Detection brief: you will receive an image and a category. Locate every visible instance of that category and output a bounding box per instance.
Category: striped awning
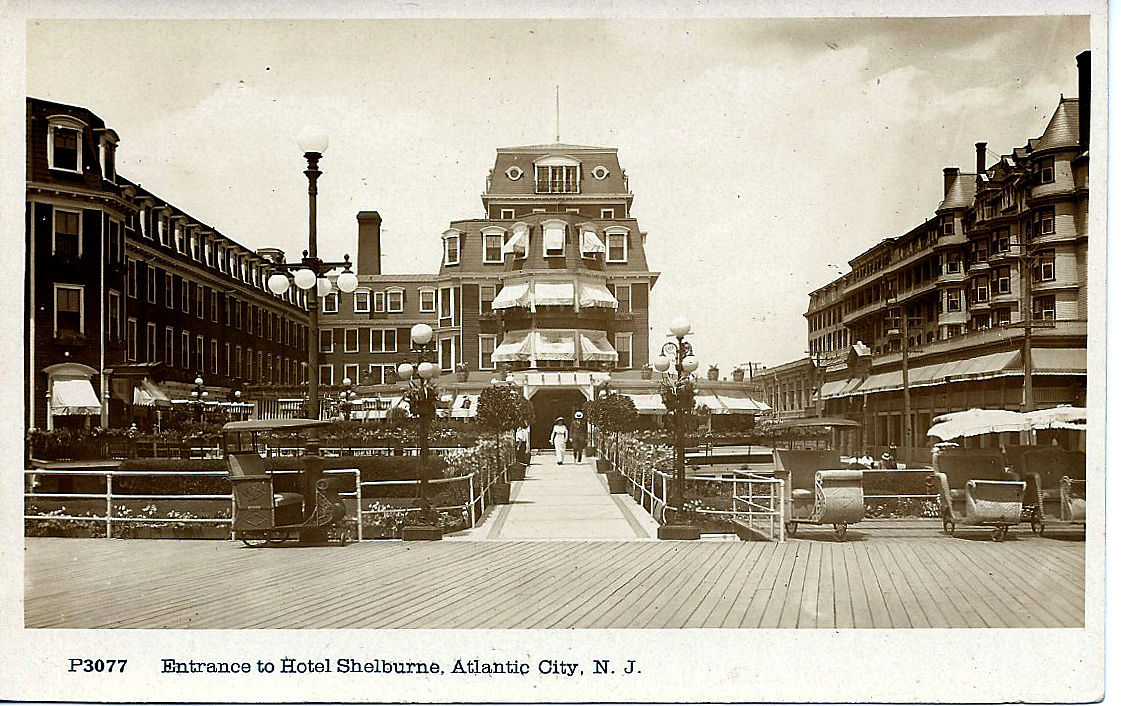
[534,331,576,361]
[492,282,532,310]
[578,282,618,309]
[579,331,618,362]
[132,379,172,408]
[534,281,575,307]
[580,229,606,255]
[625,393,666,415]
[492,331,534,362]
[51,379,102,416]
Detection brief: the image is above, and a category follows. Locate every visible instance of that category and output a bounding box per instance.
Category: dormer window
[482,227,505,264]
[503,222,529,259]
[443,230,461,266]
[534,156,580,194]
[386,287,404,313]
[47,117,84,173]
[605,227,628,263]
[174,222,185,253]
[542,220,566,257]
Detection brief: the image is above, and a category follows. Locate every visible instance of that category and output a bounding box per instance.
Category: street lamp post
[397,323,442,541]
[189,375,208,423]
[264,126,360,544]
[652,316,701,540]
[338,377,358,421]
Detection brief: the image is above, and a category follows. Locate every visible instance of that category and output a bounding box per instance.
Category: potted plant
[732,367,746,382]
[707,365,720,381]
[590,393,638,492]
[455,362,469,382]
[640,365,653,380]
[476,385,528,494]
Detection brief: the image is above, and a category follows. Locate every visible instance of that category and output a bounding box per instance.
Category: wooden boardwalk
[24,523,1084,629]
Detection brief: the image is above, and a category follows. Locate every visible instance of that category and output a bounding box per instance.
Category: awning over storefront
[491,282,531,310]
[534,281,575,307]
[820,378,863,400]
[714,393,771,413]
[694,394,727,413]
[534,331,576,361]
[580,229,606,255]
[856,350,1020,395]
[51,379,102,416]
[579,332,618,362]
[492,331,534,362]
[1030,348,1086,375]
[450,394,479,418]
[578,282,618,309]
[625,393,666,415]
[132,379,172,408]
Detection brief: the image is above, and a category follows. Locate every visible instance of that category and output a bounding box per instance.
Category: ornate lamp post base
[658,524,701,541]
[402,525,444,541]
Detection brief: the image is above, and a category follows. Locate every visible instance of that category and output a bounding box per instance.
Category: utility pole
[900,302,912,466]
[1021,247,1035,413]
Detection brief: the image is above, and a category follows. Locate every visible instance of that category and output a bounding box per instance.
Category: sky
[25,15,1089,373]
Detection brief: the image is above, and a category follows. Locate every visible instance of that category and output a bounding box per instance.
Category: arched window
[442,229,461,266]
[46,115,85,173]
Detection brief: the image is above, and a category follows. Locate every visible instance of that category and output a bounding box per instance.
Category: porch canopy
[51,379,102,416]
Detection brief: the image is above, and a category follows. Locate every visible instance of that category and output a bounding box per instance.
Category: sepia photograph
[0,1,1106,703]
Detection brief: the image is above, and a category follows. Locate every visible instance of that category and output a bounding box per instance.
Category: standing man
[571,411,588,463]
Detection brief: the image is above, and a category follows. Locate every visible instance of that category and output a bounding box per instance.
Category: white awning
[543,222,566,251]
[694,394,728,414]
[502,226,528,256]
[579,331,618,362]
[534,281,575,307]
[132,379,172,408]
[714,393,771,413]
[492,331,534,362]
[534,331,576,361]
[578,282,618,309]
[580,229,606,255]
[51,379,102,416]
[450,394,479,418]
[626,393,666,415]
[491,282,531,310]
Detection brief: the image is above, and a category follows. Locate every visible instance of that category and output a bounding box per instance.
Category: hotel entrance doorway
[529,389,588,449]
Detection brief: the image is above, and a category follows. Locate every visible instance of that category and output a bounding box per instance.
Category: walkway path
[453,451,661,540]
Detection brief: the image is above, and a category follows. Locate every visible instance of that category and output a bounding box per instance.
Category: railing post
[355,469,363,542]
[105,472,113,539]
[777,478,786,542]
[468,472,477,527]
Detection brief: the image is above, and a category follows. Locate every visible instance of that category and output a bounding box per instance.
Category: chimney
[943,167,959,197]
[1077,50,1090,152]
[356,211,382,275]
[975,142,987,175]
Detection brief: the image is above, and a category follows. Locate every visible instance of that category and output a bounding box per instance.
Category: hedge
[31,455,450,496]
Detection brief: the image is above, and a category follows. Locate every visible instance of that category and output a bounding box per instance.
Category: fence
[608,436,787,541]
[25,441,512,540]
